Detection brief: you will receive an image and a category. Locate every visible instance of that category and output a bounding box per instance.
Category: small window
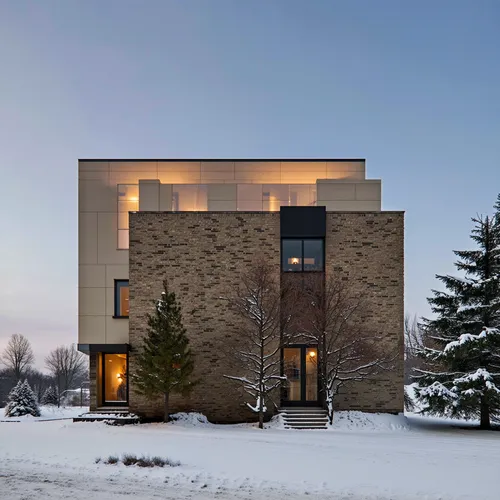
[282,239,324,272]
[304,239,324,271]
[282,240,303,272]
[114,280,129,317]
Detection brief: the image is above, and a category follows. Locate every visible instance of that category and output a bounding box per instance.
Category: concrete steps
[279,407,328,429]
[73,408,139,425]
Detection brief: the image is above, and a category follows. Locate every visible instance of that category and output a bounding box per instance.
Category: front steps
[279,407,329,429]
[74,408,139,425]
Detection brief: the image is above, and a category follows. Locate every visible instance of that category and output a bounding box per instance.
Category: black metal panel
[280,206,326,238]
[77,343,130,354]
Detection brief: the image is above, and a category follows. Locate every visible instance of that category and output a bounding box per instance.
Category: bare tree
[223,261,297,429]
[1,334,35,381]
[45,345,87,405]
[404,313,424,384]
[302,275,396,424]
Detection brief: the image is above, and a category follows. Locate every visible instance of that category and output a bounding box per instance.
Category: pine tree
[4,380,41,417]
[41,386,58,406]
[133,280,196,422]
[416,209,500,429]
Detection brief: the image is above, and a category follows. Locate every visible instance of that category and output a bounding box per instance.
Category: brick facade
[325,213,404,412]
[127,211,404,422]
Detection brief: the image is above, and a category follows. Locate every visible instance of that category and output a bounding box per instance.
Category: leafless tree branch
[1,334,35,381]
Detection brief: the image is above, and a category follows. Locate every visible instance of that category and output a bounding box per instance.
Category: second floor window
[114,280,129,317]
[282,239,324,272]
[117,185,139,250]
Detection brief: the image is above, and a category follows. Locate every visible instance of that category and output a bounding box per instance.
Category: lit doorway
[282,346,318,406]
[102,353,128,406]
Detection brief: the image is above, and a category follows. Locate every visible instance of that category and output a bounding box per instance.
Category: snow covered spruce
[415,195,500,429]
[4,379,41,417]
[41,386,58,406]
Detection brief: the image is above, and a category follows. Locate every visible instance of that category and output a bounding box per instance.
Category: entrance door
[282,346,318,405]
[102,353,128,406]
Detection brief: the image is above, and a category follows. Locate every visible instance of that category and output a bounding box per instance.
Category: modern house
[78,159,404,422]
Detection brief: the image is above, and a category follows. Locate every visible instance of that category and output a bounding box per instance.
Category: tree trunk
[163,392,170,423]
[480,397,490,430]
[327,388,334,426]
[258,327,265,430]
[321,333,328,410]
[258,385,264,429]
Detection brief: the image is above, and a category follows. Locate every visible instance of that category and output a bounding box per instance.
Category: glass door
[282,346,318,405]
[283,348,302,401]
[102,353,128,405]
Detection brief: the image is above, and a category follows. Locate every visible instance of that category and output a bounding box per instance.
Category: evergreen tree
[41,386,58,406]
[4,380,41,417]
[494,193,500,220]
[133,280,196,422]
[416,209,500,429]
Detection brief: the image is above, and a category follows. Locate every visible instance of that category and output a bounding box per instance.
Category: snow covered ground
[1,410,499,500]
[0,405,86,422]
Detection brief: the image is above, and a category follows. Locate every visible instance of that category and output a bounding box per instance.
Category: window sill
[112,315,129,319]
[281,270,325,273]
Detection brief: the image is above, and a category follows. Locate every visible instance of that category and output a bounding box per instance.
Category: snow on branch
[418,381,458,401]
[444,327,500,354]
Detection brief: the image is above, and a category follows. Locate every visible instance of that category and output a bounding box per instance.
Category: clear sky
[0,0,499,371]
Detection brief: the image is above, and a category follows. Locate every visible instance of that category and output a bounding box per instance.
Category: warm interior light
[291,257,300,265]
[129,196,139,202]
[116,374,122,380]
[309,351,316,358]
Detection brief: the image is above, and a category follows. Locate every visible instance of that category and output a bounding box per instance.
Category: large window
[103,353,128,404]
[282,239,324,272]
[172,185,208,211]
[117,185,139,249]
[114,280,129,317]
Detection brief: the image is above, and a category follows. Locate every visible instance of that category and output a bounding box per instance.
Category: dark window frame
[280,344,319,406]
[281,238,325,273]
[101,352,129,407]
[114,279,129,318]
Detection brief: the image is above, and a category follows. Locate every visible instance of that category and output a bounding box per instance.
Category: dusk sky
[0,0,499,371]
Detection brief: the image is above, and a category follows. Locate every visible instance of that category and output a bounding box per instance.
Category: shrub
[164,457,181,467]
[104,455,119,465]
[122,454,138,466]
[136,456,154,468]
[151,456,166,467]
[98,453,180,467]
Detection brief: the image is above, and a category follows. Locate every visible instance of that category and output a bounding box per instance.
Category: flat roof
[79,158,365,162]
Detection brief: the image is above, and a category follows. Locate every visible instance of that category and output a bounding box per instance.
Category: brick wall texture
[127,211,404,422]
[89,353,98,411]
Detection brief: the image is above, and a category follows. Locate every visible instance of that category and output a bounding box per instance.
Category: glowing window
[282,239,324,272]
[117,185,139,249]
[114,280,129,317]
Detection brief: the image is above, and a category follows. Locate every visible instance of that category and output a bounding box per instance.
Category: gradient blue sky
[0,0,499,370]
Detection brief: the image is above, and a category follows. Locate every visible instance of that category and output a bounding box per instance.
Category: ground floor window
[102,353,128,405]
